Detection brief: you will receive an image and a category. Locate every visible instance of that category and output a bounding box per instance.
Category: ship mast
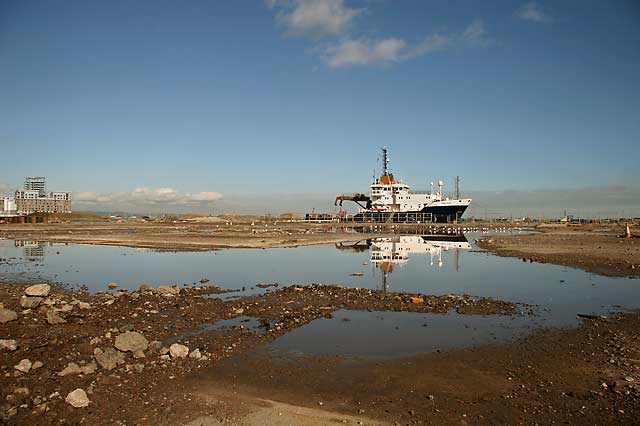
[381,146,389,176]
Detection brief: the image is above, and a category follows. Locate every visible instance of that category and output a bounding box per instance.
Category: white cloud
[516,2,551,24]
[265,2,491,69]
[462,18,490,47]
[74,187,223,207]
[320,20,485,69]
[321,38,406,68]
[268,0,362,38]
[412,33,452,57]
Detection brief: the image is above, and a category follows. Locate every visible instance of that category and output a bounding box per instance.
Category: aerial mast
[382,146,389,176]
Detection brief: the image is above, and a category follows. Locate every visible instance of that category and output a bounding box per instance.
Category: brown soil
[0,221,394,250]
[2,222,640,425]
[0,282,518,425]
[198,313,640,425]
[477,223,640,277]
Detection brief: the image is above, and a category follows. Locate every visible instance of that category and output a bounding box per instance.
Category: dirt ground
[0,282,518,425]
[0,219,391,250]
[0,217,493,250]
[2,221,640,425]
[477,223,640,277]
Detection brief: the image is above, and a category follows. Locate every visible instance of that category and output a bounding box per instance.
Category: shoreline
[0,280,637,425]
[476,223,640,278]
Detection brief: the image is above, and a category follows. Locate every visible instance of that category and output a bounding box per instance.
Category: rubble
[14,359,32,373]
[24,284,51,297]
[0,339,18,351]
[46,310,66,325]
[170,343,189,359]
[20,296,42,309]
[0,308,18,323]
[94,347,125,370]
[114,331,149,353]
[65,389,90,408]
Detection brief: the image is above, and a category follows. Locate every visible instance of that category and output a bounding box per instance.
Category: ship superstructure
[336,148,472,223]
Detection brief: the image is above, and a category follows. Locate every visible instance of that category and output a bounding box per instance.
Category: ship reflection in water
[336,234,472,291]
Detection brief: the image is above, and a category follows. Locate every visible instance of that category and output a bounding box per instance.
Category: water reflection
[337,235,472,291]
[13,240,69,260]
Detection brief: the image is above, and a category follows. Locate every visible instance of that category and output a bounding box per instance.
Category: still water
[1,234,638,357]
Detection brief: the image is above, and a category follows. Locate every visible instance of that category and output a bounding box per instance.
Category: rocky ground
[0,281,517,425]
[477,223,640,277]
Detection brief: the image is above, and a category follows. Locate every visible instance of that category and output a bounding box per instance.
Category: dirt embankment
[0,221,393,250]
[477,224,640,277]
[0,281,517,425]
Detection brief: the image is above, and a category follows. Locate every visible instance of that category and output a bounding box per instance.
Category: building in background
[24,177,47,196]
[1,196,17,216]
[14,177,72,214]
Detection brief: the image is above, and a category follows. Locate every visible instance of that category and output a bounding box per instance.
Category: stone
[234,308,244,315]
[46,311,66,325]
[132,350,146,359]
[157,285,181,296]
[78,301,91,310]
[148,340,162,353]
[94,347,125,371]
[31,361,43,370]
[12,387,29,405]
[108,282,118,289]
[58,304,73,312]
[410,297,424,304]
[0,308,18,323]
[114,331,148,353]
[189,349,202,359]
[20,296,43,309]
[14,359,32,373]
[58,363,83,376]
[25,284,50,297]
[81,362,97,374]
[65,389,90,408]
[0,339,18,351]
[169,343,189,359]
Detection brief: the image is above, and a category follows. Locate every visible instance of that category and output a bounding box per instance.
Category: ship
[335,147,472,223]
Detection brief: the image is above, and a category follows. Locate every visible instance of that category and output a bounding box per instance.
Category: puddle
[268,309,538,358]
[2,233,640,357]
[164,316,263,345]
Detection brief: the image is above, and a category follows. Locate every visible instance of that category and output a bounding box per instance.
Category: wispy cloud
[320,21,486,69]
[462,18,490,47]
[74,187,223,207]
[516,2,551,24]
[320,38,407,68]
[267,0,363,38]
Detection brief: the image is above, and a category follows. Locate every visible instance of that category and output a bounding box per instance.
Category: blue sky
[1,1,639,215]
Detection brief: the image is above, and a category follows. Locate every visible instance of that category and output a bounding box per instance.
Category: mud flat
[0,221,394,250]
[478,223,640,277]
[0,218,507,251]
[0,278,638,425]
[0,281,518,425]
